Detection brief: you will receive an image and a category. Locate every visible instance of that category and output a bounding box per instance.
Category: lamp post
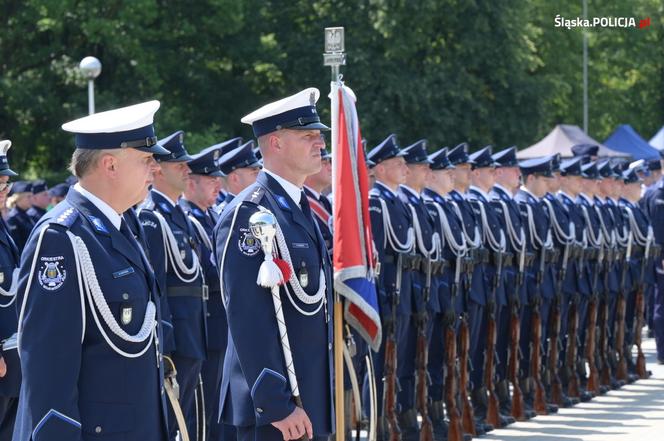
[79,56,102,115]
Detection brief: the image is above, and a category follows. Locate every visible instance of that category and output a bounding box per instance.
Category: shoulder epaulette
[369,188,381,198]
[50,206,79,229]
[242,186,265,205]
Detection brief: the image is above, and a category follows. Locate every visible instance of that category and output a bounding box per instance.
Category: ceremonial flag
[331,82,381,351]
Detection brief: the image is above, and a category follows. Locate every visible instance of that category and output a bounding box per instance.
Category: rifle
[383,254,402,441]
[634,238,653,379]
[598,250,612,388]
[415,257,434,441]
[444,255,464,441]
[509,243,526,421]
[615,234,632,382]
[585,246,603,395]
[530,245,548,415]
[459,256,477,436]
[564,246,581,399]
[484,251,502,428]
[547,242,568,406]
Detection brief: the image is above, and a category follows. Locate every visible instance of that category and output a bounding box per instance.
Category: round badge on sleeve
[38,256,67,291]
[238,228,261,257]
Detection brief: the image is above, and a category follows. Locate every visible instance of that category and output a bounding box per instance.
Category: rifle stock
[547,294,563,406]
[444,318,464,441]
[384,255,402,441]
[484,312,500,427]
[459,316,477,436]
[530,304,547,415]
[416,257,434,441]
[416,314,434,441]
[508,302,525,421]
[565,298,580,398]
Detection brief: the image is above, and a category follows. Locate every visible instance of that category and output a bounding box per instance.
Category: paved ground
[484,336,664,441]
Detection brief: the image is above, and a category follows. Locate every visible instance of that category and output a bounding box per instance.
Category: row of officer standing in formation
[0,85,661,441]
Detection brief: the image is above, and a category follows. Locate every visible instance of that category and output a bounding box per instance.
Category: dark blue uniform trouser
[0,396,17,441]
[236,424,329,441]
[202,350,237,441]
[653,273,664,359]
[169,355,204,440]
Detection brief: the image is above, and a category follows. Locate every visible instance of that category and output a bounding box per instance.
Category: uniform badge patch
[89,216,109,234]
[38,256,67,291]
[121,306,133,325]
[238,228,261,257]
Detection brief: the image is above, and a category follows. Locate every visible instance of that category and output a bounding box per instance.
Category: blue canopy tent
[604,124,661,160]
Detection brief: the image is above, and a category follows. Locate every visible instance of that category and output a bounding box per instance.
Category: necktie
[120,218,142,256]
[299,191,313,220]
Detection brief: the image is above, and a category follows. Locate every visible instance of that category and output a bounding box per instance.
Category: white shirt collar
[492,183,514,198]
[73,183,122,230]
[151,188,178,207]
[375,180,397,196]
[519,186,539,200]
[399,184,420,198]
[468,185,490,200]
[263,169,302,205]
[557,190,574,201]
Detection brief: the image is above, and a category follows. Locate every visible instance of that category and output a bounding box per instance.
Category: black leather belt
[167,285,209,300]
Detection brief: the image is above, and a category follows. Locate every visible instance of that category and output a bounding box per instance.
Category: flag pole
[324,26,347,441]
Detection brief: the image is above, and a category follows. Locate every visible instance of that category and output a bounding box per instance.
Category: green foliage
[0,0,661,183]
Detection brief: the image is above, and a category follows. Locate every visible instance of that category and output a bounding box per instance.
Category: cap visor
[159,153,194,162]
[289,122,330,132]
[0,169,19,177]
[136,144,170,155]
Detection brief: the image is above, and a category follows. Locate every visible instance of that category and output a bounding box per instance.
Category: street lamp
[79,56,102,115]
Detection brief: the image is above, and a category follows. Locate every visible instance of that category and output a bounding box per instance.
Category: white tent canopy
[650,126,664,150]
[517,124,625,159]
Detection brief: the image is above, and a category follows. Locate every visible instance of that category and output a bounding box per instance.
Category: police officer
[0,140,20,441]
[516,156,558,415]
[576,161,608,395]
[423,147,469,440]
[489,146,530,419]
[14,101,169,441]
[139,130,208,440]
[212,137,244,207]
[366,134,412,440]
[556,157,594,403]
[447,142,491,435]
[619,168,656,376]
[180,145,235,441]
[398,139,438,440]
[214,88,333,441]
[467,146,513,428]
[6,181,34,252]
[26,180,49,224]
[216,140,262,213]
[541,156,578,407]
[303,148,333,253]
[48,183,69,207]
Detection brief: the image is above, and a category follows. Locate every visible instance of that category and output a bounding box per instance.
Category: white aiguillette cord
[153,211,201,283]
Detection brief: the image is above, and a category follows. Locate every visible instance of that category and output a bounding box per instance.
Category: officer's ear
[99,152,119,177]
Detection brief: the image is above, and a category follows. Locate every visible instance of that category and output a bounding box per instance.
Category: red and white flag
[332,82,381,351]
